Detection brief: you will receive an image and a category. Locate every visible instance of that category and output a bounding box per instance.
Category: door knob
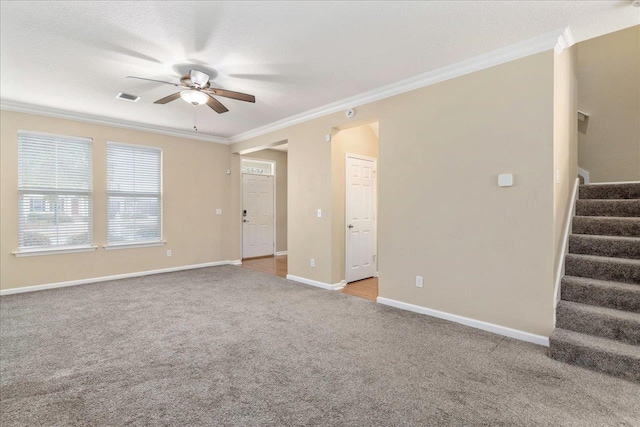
[243,219,249,223]
[348,224,354,229]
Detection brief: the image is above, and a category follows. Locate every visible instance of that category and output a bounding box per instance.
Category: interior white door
[346,155,377,283]
[242,174,274,258]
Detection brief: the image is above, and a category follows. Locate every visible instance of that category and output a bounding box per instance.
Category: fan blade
[190,69,210,88]
[127,76,181,87]
[204,88,255,103]
[154,92,182,104]
[206,94,228,114]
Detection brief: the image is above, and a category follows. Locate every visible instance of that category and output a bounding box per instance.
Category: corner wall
[553,46,579,288]
[0,110,234,291]
[231,51,558,336]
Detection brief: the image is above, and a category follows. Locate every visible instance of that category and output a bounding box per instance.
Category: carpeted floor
[1,266,639,426]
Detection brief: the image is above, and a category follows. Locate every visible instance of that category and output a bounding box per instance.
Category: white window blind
[107,143,162,245]
[18,131,93,250]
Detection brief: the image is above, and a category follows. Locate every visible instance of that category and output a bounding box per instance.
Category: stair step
[556,301,640,345]
[579,183,640,200]
[562,276,640,313]
[549,329,640,382]
[572,216,640,237]
[569,234,640,259]
[565,254,640,284]
[575,199,640,217]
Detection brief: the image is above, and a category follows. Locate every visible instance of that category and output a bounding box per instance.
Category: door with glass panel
[242,159,275,259]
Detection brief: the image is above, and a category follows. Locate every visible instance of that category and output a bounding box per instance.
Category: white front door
[346,155,377,283]
[242,174,274,258]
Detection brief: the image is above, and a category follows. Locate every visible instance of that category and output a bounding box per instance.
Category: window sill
[103,241,166,251]
[13,246,98,257]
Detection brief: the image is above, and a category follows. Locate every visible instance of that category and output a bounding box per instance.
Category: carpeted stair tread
[564,253,640,284]
[568,234,640,259]
[572,216,640,237]
[556,301,640,345]
[579,183,640,200]
[575,199,640,217]
[549,328,640,382]
[562,275,640,313]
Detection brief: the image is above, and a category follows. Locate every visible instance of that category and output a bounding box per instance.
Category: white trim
[13,245,98,257]
[103,241,166,251]
[554,178,580,319]
[275,251,288,256]
[229,27,574,143]
[17,129,92,143]
[286,274,344,291]
[0,100,229,145]
[578,167,590,185]
[0,260,240,296]
[228,259,243,266]
[554,27,575,54]
[583,180,640,185]
[377,297,549,347]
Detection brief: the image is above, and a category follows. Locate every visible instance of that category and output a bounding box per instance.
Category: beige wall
[1,110,234,290]
[241,149,288,253]
[232,51,560,336]
[331,124,379,283]
[577,25,640,183]
[553,47,579,283]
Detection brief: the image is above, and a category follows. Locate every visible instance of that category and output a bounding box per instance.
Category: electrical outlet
[167,250,172,257]
[216,208,222,215]
[416,275,423,288]
[310,258,315,267]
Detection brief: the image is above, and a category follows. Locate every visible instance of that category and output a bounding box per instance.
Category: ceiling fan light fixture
[180,90,209,105]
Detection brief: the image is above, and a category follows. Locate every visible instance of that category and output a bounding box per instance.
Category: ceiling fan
[127,69,255,114]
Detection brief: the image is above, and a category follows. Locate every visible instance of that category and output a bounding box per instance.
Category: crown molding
[0,100,231,145]
[228,26,574,143]
[2,27,574,146]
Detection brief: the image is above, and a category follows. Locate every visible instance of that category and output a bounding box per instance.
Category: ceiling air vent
[116,92,140,102]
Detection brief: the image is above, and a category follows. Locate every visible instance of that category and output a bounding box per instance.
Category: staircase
[550,182,640,381]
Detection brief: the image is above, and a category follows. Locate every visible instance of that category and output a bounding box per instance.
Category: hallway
[241,255,378,301]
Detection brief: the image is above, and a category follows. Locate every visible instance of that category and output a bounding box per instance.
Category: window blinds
[107,142,162,245]
[18,131,93,249]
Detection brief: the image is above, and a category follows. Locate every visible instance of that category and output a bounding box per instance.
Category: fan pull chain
[193,106,198,132]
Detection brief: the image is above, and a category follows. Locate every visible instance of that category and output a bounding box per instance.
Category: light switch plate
[317,209,322,218]
[216,208,222,215]
[498,174,513,187]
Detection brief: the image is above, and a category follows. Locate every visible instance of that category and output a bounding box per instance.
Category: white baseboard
[377,297,549,347]
[228,259,243,266]
[0,260,240,296]
[286,274,344,291]
[274,251,288,256]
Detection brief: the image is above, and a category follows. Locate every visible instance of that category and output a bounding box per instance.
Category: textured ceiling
[1,1,638,141]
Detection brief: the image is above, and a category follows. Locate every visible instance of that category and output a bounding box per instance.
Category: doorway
[331,121,379,301]
[345,154,377,283]
[242,160,275,259]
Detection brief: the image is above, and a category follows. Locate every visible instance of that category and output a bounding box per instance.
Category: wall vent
[116,92,140,102]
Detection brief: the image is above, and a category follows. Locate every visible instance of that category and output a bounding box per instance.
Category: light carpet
[1,265,639,426]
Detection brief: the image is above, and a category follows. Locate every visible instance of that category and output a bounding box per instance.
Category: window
[241,159,273,175]
[107,142,162,246]
[18,131,93,251]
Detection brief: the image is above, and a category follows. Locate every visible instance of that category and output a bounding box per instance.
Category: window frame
[104,141,164,250]
[13,130,97,257]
